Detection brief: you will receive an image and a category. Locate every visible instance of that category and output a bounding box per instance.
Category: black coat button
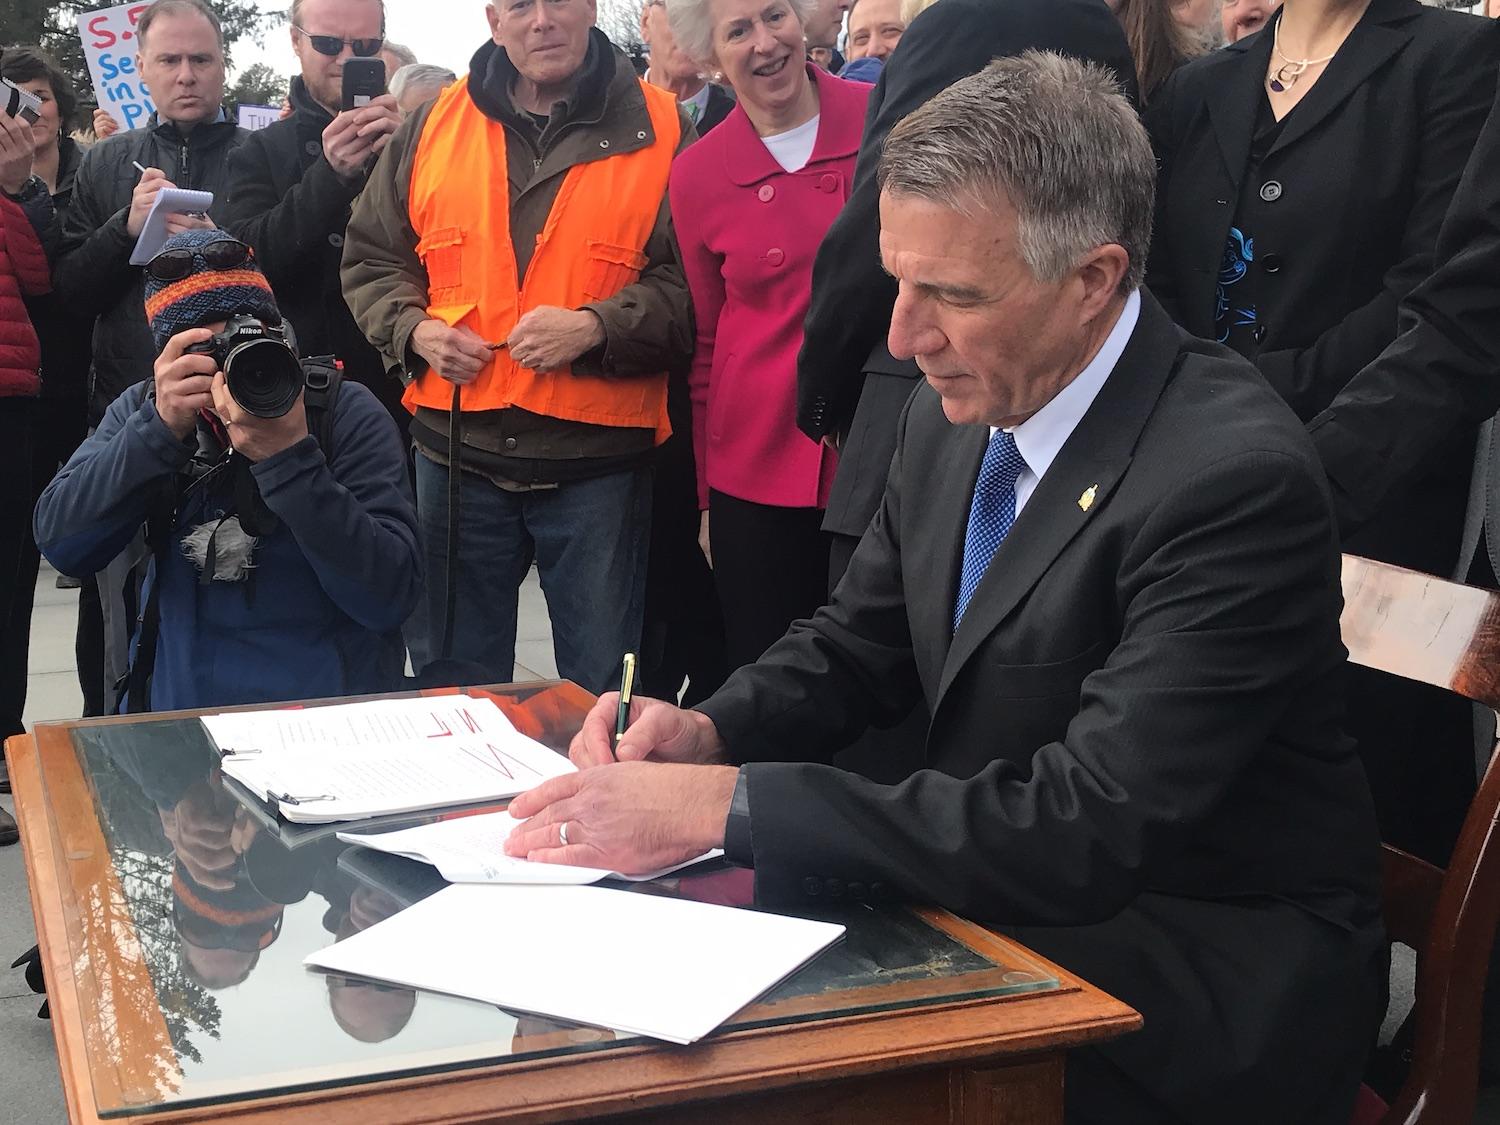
[1261,253,1282,274]
[327,232,344,249]
[803,877,821,896]
[848,881,867,900]
[1259,180,1283,202]
[305,140,322,157]
[825,878,844,899]
[504,437,518,451]
[1252,324,1268,344]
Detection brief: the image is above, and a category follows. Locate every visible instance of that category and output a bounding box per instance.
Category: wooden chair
[1340,554,1500,1124]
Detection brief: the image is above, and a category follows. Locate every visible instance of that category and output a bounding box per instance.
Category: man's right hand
[410,318,492,385]
[127,167,174,238]
[154,327,220,438]
[321,95,401,180]
[569,694,729,770]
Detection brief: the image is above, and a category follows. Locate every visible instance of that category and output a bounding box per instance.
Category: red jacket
[0,191,50,397]
[671,67,869,510]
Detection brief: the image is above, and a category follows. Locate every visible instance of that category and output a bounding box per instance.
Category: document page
[128,187,215,265]
[304,883,845,1044]
[202,697,574,822]
[338,810,723,884]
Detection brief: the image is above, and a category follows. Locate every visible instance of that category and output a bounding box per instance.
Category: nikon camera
[185,315,305,418]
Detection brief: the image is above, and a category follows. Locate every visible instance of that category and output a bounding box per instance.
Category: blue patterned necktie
[954,430,1028,630]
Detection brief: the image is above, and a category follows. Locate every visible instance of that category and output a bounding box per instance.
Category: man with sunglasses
[51,0,247,717]
[35,230,421,714]
[226,0,405,437]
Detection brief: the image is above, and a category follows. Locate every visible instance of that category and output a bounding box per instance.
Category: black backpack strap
[300,355,344,459]
[121,474,181,714]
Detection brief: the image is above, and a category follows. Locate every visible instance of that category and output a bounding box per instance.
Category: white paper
[304,883,844,1044]
[202,697,574,823]
[338,810,723,884]
[128,187,215,265]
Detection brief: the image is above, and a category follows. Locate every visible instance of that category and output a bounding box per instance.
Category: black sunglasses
[293,25,384,57]
[146,238,252,283]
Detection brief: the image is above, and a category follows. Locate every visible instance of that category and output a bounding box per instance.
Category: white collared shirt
[991,288,1141,516]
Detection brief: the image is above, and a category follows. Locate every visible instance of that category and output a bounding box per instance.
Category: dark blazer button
[848,881,867,900]
[803,877,821,896]
[1259,180,1283,202]
[766,247,785,267]
[1261,253,1282,274]
[825,877,844,899]
[1252,325,1268,344]
[305,140,323,157]
[328,232,345,249]
[504,437,518,451]
[757,184,775,202]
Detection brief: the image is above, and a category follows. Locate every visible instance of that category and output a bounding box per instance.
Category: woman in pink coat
[668,0,870,670]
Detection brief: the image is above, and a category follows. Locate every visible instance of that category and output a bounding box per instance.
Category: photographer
[34,231,421,712]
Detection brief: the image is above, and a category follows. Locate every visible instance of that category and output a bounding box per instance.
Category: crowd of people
[5,0,1500,1119]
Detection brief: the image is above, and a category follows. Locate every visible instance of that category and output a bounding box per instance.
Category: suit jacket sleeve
[709,422,1343,926]
[1309,65,1500,536]
[224,125,363,295]
[1257,22,1500,419]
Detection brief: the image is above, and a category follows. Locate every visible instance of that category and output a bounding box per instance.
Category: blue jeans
[413,451,651,695]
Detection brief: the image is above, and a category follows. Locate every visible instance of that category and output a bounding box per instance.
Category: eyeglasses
[146,238,252,282]
[292,25,385,58]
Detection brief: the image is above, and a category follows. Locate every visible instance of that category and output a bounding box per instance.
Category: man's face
[138,11,226,126]
[880,191,1108,429]
[292,0,386,113]
[846,0,904,60]
[641,0,701,84]
[801,0,850,48]
[486,0,599,92]
[1221,0,1279,42]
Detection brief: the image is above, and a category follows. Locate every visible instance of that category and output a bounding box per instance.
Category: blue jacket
[35,379,422,711]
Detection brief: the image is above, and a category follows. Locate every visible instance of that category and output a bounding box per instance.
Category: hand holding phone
[0,106,36,195]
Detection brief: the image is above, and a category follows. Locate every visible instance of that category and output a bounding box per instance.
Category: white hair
[390,62,456,102]
[667,0,819,66]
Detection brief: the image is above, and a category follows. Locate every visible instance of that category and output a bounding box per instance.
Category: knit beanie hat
[143,229,282,352]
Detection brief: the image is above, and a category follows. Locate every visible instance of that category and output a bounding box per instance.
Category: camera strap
[441,384,462,662]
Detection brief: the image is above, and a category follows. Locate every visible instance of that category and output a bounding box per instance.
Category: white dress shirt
[992,288,1142,516]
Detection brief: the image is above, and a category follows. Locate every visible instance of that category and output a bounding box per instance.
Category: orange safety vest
[403,75,679,442]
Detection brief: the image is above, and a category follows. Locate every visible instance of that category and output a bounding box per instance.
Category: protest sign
[237,104,280,132]
[77,2,156,132]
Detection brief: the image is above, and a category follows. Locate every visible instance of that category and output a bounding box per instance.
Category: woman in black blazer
[1147,0,1499,864]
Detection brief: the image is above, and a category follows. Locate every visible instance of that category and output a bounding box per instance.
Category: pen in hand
[613,652,636,761]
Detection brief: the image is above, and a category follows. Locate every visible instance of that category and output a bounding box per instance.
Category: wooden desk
[6,682,1139,1124]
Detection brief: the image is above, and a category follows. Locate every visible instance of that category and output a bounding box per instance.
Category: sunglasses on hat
[146,238,253,283]
[293,25,384,57]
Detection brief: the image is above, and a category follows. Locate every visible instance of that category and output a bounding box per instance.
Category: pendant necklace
[1268,18,1338,93]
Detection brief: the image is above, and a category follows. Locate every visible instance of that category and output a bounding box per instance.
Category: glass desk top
[31,683,1060,1118]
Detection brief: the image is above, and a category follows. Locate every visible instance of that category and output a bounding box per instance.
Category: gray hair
[667,0,819,67]
[137,0,224,51]
[381,40,417,67]
[879,51,1155,294]
[390,62,457,100]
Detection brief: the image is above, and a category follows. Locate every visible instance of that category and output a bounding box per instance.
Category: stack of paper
[338,810,723,884]
[304,883,845,1043]
[128,187,215,264]
[202,697,573,823]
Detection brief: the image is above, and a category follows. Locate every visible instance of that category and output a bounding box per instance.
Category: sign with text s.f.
[77,2,155,131]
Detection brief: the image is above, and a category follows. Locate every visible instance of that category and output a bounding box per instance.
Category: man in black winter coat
[224,0,404,429]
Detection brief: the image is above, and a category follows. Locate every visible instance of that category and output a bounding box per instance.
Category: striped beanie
[143,230,282,352]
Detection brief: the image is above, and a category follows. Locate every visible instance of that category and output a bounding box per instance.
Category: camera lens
[223,339,305,418]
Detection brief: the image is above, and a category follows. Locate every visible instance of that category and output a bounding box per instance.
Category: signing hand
[504,761,739,874]
[92,107,120,139]
[127,167,175,238]
[411,318,491,385]
[211,371,309,462]
[154,327,220,439]
[506,306,605,371]
[322,95,400,180]
[568,693,728,770]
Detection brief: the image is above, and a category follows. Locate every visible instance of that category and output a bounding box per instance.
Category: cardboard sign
[76,2,156,131]
[236,103,281,132]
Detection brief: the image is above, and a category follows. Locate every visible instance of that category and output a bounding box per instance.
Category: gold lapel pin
[1078,484,1098,512]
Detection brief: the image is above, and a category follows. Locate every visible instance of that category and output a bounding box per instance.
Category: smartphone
[341,58,387,112]
[1,79,42,125]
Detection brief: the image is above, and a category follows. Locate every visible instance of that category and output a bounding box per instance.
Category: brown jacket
[342,33,695,476]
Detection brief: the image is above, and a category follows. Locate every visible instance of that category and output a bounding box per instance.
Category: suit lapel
[1266,0,1416,159]
[930,296,1186,717]
[1205,31,1272,192]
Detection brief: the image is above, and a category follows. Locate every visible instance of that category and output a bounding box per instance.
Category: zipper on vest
[180,140,190,187]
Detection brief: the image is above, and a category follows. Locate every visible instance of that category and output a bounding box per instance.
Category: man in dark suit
[507,55,1385,1124]
[796,0,1138,588]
